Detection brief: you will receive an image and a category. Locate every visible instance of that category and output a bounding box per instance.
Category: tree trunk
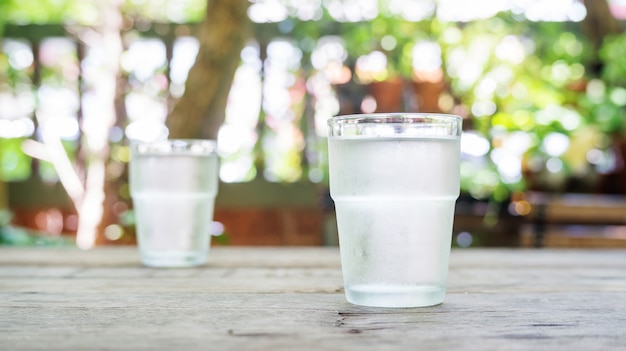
[0,180,6,210]
[582,0,624,51]
[166,0,251,139]
[581,0,626,195]
[75,0,124,249]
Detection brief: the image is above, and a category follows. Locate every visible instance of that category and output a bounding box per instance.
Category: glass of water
[129,139,219,268]
[327,113,462,307]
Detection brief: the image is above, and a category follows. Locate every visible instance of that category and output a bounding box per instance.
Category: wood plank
[526,192,626,224]
[1,247,625,350]
[519,225,626,248]
[0,247,342,268]
[3,246,625,268]
[2,291,624,350]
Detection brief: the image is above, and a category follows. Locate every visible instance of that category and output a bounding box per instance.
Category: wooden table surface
[1,247,625,350]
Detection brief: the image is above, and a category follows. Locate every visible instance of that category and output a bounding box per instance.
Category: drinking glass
[130,139,219,268]
[327,113,462,307]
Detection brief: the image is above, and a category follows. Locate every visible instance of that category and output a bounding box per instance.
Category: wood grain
[1,247,625,350]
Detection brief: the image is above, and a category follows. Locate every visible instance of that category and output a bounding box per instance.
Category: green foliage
[0,139,31,181]
[2,1,626,201]
[122,0,206,23]
[0,0,206,28]
[600,32,626,86]
[436,13,617,197]
[1,0,80,25]
[595,33,626,136]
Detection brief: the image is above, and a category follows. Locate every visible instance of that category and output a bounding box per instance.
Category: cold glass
[130,139,219,268]
[327,113,462,307]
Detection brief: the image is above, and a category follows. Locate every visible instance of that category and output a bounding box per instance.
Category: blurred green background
[2,0,626,248]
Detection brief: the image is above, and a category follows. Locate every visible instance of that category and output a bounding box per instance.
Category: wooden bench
[521,191,626,248]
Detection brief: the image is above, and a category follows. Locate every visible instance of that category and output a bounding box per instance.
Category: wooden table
[1,247,625,350]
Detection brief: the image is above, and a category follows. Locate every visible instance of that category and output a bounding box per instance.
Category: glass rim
[328,113,462,126]
[132,138,217,155]
[328,113,462,138]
